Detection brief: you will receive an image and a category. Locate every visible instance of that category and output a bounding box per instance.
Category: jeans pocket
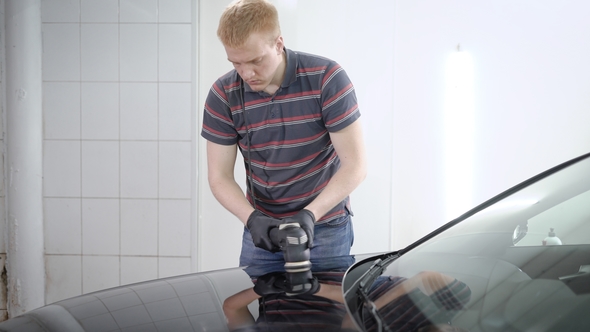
[311,214,354,258]
[323,214,350,228]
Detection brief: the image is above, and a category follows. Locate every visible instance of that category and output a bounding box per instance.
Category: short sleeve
[200,80,239,145]
[320,63,361,133]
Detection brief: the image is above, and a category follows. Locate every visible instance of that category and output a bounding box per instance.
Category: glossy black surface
[1,153,590,332]
[0,254,370,332]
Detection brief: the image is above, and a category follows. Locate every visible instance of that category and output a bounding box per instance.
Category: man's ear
[276,35,284,54]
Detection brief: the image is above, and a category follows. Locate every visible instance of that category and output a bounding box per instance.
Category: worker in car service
[201,0,367,266]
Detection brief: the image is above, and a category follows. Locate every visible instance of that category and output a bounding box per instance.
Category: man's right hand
[246,210,283,252]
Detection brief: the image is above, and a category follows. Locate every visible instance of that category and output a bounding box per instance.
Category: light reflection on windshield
[355,154,590,331]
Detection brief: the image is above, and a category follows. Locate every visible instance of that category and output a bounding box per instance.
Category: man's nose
[239,66,254,80]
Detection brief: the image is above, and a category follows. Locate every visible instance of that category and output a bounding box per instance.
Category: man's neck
[264,51,287,95]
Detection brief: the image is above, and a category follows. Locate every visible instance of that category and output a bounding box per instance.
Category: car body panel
[2,153,590,332]
[0,254,374,331]
[0,271,237,331]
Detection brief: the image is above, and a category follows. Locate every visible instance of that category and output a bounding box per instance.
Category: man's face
[225,32,284,93]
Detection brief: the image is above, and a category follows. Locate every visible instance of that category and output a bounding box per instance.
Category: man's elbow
[361,164,368,182]
[358,160,368,184]
[207,170,230,194]
[348,156,368,187]
[207,171,218,190]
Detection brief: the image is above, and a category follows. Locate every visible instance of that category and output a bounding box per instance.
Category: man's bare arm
[223,288,259,331]
[207,141,255,225]
[304,120,368,220]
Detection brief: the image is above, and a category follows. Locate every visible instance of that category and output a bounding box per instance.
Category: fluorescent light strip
[444,49,475,221]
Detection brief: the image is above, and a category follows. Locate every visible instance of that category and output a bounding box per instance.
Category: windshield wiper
[358,257,391,293]
[345,253,398,331]
[358,282,389,331]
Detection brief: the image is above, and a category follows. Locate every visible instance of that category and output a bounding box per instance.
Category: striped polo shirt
[201,48,360,222]
[253,271,348,331]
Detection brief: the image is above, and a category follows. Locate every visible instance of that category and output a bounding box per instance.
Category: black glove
[253,272,288,296]
[305,276,320,295]
[282,275,320,297]
[285,209,315,248]
[247,210,283,252]
[254,272,320,297]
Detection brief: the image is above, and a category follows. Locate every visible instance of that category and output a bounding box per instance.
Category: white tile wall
[159,142,192,199]
[120,0,158,23]
[44,198,82,254]
[41,0,81,23]
[45,255,82,303]
[81,141,119,197]
[81,24,119,81]
[83,256,120,294]
[81,0,118,23]
[120,199,158,256]
[41,0,197,304]
[120,25,158,82]
[159,200,191,257]
[121,256,158,285]
[120,83,158,140]
[159,0,192,23]
[159,25,192,82]
[81,83,119,139]
[120,142,158,198]
[42,24,80,81]
[159,83,192,141]
[82,199,120,255]
[43,82,81,140]
[158,257,191,278]
[43,141,81,197]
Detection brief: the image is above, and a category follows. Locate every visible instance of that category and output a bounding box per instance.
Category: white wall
[39,0,196,303]
[391,0,590,247]
[197,0,242,272]
[198,0,590,271]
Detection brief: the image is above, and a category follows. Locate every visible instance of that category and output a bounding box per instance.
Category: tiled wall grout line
[39,0,196,300]
[78,0,84,296]
[118,0,122,288]
[156,0,161,279]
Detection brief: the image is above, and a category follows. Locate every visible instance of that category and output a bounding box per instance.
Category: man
[201,0,367,266]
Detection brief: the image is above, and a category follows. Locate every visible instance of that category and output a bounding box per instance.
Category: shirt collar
[282,48,298,88]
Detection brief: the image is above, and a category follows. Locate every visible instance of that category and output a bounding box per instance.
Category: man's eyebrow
[228,56,262,64]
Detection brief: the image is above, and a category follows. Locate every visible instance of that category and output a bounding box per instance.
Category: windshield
[349,153,590,332]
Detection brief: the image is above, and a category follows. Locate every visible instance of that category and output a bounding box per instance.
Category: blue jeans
[239,213,354,267]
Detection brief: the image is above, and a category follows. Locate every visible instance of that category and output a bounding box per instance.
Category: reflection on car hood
[0,254,371,332]
[3,153,590,332]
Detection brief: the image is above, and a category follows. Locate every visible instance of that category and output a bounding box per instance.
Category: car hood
[0,254,373,332]
[2,153,590,332]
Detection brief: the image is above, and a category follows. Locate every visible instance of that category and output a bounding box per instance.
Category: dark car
[1,152,590,332]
